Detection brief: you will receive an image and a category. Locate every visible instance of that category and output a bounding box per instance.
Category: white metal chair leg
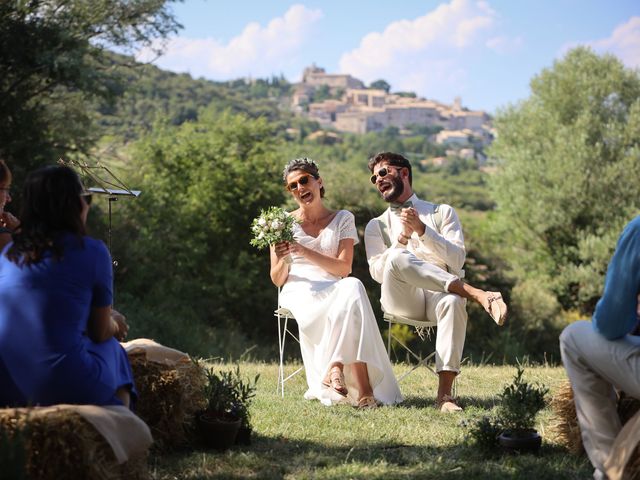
[275,307,304,397]
[387,320,438,382]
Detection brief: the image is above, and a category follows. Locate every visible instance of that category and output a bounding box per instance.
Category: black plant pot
[498,430,542,454]
[235,425,252,445]
[196,413,241,450]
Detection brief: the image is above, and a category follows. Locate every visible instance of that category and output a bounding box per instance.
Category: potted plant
[232,368,260,445]
[196,365,259,450]
[496,366,549,454]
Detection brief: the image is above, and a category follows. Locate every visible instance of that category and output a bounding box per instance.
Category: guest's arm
[87,306,117,342]
[592,216,640,340]
[87,308,129,342]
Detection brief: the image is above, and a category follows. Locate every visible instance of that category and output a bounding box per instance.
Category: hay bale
[129,352,206,451]
[0,408,148,480]
[550,381,584,455]
[551,381,640,479]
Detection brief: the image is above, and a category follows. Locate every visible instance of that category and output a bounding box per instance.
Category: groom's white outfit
[364,193,468,373]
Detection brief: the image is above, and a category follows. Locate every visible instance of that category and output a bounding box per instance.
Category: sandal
[322,366,348,397]
[437,394,463,413]
[356,395,378,409]
[485,292,507,326]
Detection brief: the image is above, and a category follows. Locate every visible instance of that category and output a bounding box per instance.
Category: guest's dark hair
[282,157,325,197]
[7,165,86,265]
[0,159,11,185]
[368,152,413,185]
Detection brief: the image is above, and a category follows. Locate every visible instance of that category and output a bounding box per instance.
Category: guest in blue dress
[0,159,19,250]
[0,165,136,408]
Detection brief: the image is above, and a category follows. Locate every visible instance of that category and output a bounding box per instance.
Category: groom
[364,151,487,412]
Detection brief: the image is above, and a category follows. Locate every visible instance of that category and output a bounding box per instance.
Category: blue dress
[0,233,137,407]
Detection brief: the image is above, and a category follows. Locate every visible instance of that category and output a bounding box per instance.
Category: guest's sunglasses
[370,166,400,184]
[287,174,312,191]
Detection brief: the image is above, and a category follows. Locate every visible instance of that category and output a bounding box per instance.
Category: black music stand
[58,159,141,271]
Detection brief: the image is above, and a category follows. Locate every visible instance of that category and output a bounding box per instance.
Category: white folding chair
[384,311,438,382]
[274,291,304,397]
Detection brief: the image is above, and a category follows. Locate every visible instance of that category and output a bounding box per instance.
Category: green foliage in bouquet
[250,206,298,250]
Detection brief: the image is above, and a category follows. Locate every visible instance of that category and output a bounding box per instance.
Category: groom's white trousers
[380,249,467,373]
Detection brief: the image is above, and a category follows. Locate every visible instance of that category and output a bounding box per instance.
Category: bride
[270,157,402,408]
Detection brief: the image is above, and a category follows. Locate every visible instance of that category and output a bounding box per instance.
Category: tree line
[2,1,639,363]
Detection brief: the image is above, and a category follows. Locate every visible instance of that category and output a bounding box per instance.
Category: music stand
[58,159,141,270]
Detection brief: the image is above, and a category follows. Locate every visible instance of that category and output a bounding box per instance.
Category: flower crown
[282,157,319,181]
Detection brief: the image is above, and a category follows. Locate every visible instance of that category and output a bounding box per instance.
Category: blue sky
[139,0,640,114]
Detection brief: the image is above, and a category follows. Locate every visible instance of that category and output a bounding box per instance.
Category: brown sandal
[322,366,348,397]
[356,395,378,409]
[485,292,508,326]
[436,394,463,413]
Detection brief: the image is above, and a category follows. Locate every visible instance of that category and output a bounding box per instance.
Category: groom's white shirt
[364,193,466,283]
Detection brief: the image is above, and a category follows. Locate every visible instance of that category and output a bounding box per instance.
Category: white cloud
[338,0,499,101]
[486,35,523,54]
[137,4,323,79]
[588,16,640,68]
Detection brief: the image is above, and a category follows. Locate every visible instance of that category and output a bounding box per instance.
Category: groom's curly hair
[282,157,325,197]
[368,152,413,185]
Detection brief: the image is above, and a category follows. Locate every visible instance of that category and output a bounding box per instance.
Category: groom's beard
[382,176,405,203]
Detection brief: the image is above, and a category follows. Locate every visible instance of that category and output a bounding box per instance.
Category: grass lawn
[148,362,591,480]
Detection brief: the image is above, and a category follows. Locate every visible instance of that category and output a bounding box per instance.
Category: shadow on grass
[151,431,592,480]
[399,394,500,410]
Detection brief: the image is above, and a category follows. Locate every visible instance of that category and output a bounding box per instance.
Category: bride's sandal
[322,366,348,397]
[356,395,378,409]
[485,292,508,326]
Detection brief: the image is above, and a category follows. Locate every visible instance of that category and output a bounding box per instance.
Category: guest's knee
[560,320,591,349]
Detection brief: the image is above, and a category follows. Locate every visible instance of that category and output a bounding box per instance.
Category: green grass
[149,363,591,479]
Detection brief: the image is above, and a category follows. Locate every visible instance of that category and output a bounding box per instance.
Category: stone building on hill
[292,65,493,147]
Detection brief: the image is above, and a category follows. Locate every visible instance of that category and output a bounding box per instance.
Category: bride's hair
[282,157,325,197]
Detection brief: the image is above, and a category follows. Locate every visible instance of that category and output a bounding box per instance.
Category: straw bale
[0,408,148,480]
[129,352,206,451]
[551,381,640,478]
[550,381,583,455]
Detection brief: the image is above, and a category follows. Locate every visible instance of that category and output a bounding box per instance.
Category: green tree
[116,110,286,356]
[0,0,180,184]
[369,79,391,93]
[489,47,640,312]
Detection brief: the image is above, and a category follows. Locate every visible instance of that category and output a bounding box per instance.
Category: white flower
[257,232,265,240]
[271,220,282,230]
[258,217,267,226]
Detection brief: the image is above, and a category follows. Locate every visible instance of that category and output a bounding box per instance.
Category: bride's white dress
[280,210,402,406]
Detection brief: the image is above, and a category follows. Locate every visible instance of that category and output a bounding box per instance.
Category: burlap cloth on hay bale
[0,406,149,480]
[551,380,640,479]
[123,338,206,451]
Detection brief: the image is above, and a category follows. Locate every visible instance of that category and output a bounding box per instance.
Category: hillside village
[291,65,494,164]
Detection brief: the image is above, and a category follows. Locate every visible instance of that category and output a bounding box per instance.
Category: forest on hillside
[2,1,639,364]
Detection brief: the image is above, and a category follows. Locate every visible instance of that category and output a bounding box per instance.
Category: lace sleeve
[338,210,360,245]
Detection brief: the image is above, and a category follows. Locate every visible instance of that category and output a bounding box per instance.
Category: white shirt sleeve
[415,204,466,273]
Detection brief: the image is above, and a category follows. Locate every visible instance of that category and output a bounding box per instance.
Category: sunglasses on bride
[287,174,312,191]
[370,166,401,184]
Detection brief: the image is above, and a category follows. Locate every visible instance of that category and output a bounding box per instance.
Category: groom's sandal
[356,395,378,409]
[486,292,508,326]
[437,395,463,413]
[322,366,348,397]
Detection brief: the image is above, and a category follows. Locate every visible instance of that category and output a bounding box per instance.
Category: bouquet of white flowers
[250,207,298,263]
